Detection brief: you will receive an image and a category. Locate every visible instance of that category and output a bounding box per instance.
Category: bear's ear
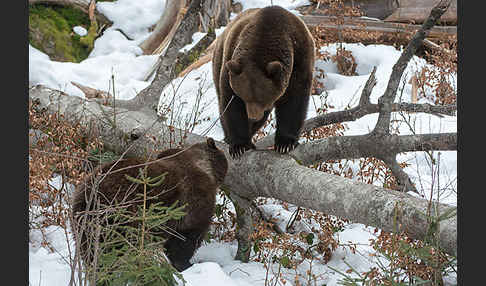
[226,60,242,75]
[266,61,283,79]
[207,137,217,149]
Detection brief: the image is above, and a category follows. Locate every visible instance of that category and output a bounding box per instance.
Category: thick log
[385,0,457,24]
[301,15,456,40]
[28,85,457,257]
[305,0,399,20]
[304,0,456,24]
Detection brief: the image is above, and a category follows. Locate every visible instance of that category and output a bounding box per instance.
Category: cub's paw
[229,142,256,159]
[274,136,299,154]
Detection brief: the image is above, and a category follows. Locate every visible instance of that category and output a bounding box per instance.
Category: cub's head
[226,60,289,121]
[156,138,228,185]
[187,138,228,185]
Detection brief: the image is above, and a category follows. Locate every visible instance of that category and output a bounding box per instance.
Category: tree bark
[139,0,188,55]
[307,0,399,20]
[385,0,457,24]
[301,15,456,40]
[138,0,231,55]
[305,0,457,24]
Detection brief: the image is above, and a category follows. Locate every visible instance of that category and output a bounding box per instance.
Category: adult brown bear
[212,6,315,159]
[71,138,228,272]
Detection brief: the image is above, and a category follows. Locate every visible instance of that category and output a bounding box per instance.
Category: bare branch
[373,0,452,135]
[291,133,456,166]
[257,66,455,148]
[301,103,455,135]
[382,155,418,194]
[71,82,111,99]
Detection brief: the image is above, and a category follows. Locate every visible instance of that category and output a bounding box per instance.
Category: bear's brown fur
[212,6,315,159]
[71,138,228,272]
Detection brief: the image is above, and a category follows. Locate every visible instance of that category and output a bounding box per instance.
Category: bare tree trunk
[139,0,231,55]
[139,0,188,55]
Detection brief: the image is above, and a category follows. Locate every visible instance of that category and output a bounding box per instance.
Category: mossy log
[28,0,112,25]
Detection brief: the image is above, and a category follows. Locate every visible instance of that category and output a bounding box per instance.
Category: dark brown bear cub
[71,138,228,272]
[212,6,315,159]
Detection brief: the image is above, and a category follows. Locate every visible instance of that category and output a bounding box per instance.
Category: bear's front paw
[274,136,299,154]
[229,142,256,159]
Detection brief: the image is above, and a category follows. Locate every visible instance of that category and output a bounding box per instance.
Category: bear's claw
[274,136,299,154]
[275,142,299,154]
[229,142,255,159]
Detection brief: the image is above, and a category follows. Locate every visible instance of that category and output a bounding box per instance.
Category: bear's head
[184,137,229,185]
[226,60,289,121]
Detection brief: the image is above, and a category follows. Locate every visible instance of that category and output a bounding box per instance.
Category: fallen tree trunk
[304,0,457,24]
[304,0,398,20]
[301,15,456,40]
[385,0,457,24]
[29,83,457,257]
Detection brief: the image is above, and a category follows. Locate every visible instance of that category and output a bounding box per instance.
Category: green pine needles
[86,167,188,286]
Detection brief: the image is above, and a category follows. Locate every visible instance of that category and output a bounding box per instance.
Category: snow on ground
[237,0,311,12]
[73,26,88,37]
[29,0,457,285]
[96,0,166,41]
[29,0,163,99]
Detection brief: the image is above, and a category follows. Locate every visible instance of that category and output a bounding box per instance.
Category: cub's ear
[225,60,242,75]
[265,61,283,79]
[207,137,217,149]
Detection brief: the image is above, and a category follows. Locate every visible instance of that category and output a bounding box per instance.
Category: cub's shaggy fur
[71,138,228,271]
[213,6,315,158]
